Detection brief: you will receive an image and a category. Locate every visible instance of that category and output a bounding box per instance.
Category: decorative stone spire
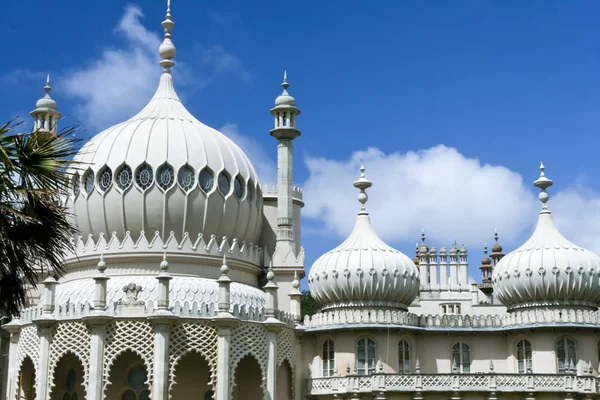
[353,165,372,214]
[288,271,302,323]
[217,254,232,314]
[40,267,59,316]
[158,0,176,73]
[93,254,110,311]
[156,252,172,312]
[263,261,279,317]
[490,229,504,266]
[534,162,553,212]
[31,74,61,133]
[270,72,301,248]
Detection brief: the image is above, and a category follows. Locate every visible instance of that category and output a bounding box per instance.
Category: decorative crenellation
[261,183,304,202]
[18,300,296,327]
[67,230,264,266]
[307,373,598,396]
[304,307,600,330]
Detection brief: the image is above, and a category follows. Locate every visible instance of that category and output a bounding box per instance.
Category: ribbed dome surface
[308,168,419,310]
[493,164,600,311]
[67,73,263,245]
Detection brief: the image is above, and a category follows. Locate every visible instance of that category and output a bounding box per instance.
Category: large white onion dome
[493,163,600,311]
[308,167,420,310]
[66,6,262,245]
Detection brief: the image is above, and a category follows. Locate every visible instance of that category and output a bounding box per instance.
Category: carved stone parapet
[82,312,114,327]
[263,316,285,333]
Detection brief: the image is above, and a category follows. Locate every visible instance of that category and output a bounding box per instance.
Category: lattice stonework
[102,320,154,395]
[14,325,40,400]
[48,322,91,397]
[168,322,218,395]
[229,323,268,397]
[276,328,296,368]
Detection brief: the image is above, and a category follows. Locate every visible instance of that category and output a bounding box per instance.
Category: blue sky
[3,0,600,287]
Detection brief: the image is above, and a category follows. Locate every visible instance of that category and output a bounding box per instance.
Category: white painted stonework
[4,3,600,400]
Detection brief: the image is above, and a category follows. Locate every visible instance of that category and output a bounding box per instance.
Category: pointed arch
[49,353,85,400]
[16,356,36,400]
[104,350,151,400]
[232,354,264,400]
[169,350,212,399]
[276,359,293,400]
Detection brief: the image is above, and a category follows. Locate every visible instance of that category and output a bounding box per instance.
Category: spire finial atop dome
[282,70,289,91]
[533,162,553,212]
[274,70,296,107]
[353,165,372,214]
[44,74,51,94]
[158,0,176,73]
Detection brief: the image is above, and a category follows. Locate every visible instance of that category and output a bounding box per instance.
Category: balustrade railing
[307,374,598,395]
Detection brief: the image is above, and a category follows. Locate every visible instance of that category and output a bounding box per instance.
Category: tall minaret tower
[30,74,61,133]
[270,72,301,249]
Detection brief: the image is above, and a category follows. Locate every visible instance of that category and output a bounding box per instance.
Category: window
[218,171,231,195]
[516,339,532,373]
[234,175,245,200]
[177,165,195,192]
[98,167,113,192]
[452,342,470,373]
[61,368,78,400]
[322,340,335,377]
[357,338,376,375]
[135,164,154,190]
[247,180,255,202]
[157,164,175,191]
[557,337,576,374]
[199,168,214,193]
[83,170,95,194]
[116,165,133,191]
[398,339,410,373]
[72,174,80,197]
[122,365,150,400]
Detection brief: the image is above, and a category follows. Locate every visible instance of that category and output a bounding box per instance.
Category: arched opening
[276,360,293,400]
[50,353,85,400]
[105,350,151,400]
[170,351,212,399]
[18,357,36,400]
[232,355,263,400]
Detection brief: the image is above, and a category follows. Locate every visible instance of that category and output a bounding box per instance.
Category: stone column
[288,272,302,323]
[263,264,284,400]
[149,255,178,400]
[83,255,113,400]
[34,273,58,400]
[4,322,21,400]
[213,255,239,400]
[439,246,449,291]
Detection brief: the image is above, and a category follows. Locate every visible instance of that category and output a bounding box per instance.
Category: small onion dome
[480,244,492,269]
[439,245,447,256]
[459,244,468,255]
[450,243,458,255]
[493,163,600,311]
[308,166,419,311]
[491,230,504,256]
[275,71,296,106]
[35,75,57,110]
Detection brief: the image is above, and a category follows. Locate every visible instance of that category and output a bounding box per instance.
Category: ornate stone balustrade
[307,373,598,396]
[304,308,600,331]
[262,183,304,202]
[16,301,296,326]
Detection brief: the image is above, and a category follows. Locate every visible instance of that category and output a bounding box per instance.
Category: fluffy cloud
[302,145,539,250]
[62,5,250,132]
[220,123,277,185]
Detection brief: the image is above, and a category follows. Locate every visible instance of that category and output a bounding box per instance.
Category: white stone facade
[4,3,600,400]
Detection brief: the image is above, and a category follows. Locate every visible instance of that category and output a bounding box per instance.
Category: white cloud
[302,145,539,250]
[551,179,600,254]
[220,123,277,185]
[61,5,250,132]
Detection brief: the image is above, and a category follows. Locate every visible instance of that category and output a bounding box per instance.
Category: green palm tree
[0,119,80,316]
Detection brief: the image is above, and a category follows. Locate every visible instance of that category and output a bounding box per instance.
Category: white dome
[493,164,600,311]
[55,275,265,309]
[307,168,419,310]
[67,71,263,245]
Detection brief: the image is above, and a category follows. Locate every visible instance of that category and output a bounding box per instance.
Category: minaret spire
[158,0,176,73]
[270,72,301,247]
[30,74,61,133]
[353,165,372,215]
[534,162,553,213]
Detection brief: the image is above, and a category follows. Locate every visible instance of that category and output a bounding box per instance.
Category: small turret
[478,243,494,295]
[30,75,61,133]
[490,229,505,266]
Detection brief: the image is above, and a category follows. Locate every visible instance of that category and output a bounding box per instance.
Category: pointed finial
[292,271,300,290]
[421,229,426,244]
[220,254,229,276]
[158,0,176,72]
[483,243,488,255]
[533,162,553,211]
[489,358,494,372]
[160,252,169,271]
[266,260,275,282]
[44,74,51,93]
[415,358,421,373]
[494,229,499,242]
[353,165,372,214]
[97,253,106,273]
